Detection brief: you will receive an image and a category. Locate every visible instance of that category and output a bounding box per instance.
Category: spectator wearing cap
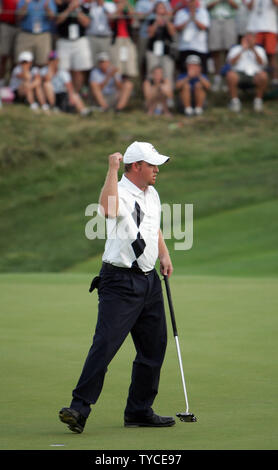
[0,0,19,86]
[89,51,133,112]
[174,0,210,74]
[15,0,56,67]
[225,32,268,112]
[55,0,93,92]
[145,1,176,86]
[108,0,138,79]
[86,0,113,66]
[205,0,240,92]
[143,65,173,116]
[41,50,92,115]
[176,53,210,115]
[9,50,50,111]
[246,0,278,84]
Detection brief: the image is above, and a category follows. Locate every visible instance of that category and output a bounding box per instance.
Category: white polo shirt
[227,44,268,76]
[174,7,210,53]
[102,174,161,272]
[246,0,278,34]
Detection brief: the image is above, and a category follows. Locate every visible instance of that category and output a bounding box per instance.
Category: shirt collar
[120,174,145,196]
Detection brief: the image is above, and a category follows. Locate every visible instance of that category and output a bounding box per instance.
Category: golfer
[59,141,174,433]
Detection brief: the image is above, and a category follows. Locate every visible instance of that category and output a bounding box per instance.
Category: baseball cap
[123,141,170,165]
[18,51,33,63]
[185,54,201,65]
[97,52,110,62]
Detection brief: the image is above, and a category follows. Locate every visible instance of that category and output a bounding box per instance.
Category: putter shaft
[163,275,195,419]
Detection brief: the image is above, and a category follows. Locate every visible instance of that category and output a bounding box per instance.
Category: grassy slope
[1,102,278,451]
[0,103,278,274]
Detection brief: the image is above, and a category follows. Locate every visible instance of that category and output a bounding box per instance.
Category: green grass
[1,100,278,451]
[1,273,277,450]
[0,103,278,274]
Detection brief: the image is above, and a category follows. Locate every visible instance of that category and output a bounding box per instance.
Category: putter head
[176,412,197,422]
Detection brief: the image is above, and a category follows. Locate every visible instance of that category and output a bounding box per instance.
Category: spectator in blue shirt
[15,0,56,66]
[89,51,133,112]
[176,54,210,115]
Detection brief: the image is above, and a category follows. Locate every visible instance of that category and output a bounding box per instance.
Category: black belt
[102,262,153,276]
[89,263,154,293]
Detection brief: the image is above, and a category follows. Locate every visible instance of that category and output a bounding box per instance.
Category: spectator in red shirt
[0,0,19,85]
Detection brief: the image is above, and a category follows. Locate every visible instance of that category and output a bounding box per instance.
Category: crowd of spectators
[0,0,278,115]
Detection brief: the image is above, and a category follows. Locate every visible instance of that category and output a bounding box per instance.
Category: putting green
[1,273,277,450]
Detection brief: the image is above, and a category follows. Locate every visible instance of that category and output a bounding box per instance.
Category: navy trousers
[70,264,167,419]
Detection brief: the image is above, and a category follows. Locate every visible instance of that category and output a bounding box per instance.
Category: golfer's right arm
[99,153,122,218]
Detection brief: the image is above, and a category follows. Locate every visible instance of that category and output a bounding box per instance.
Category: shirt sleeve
[255,46,268,66]
[60,70,71,84]
[197,8,210,28]
[90,68,103,84]
[227,45,241,62]
[103,1,117,14]
[174,9,187,26]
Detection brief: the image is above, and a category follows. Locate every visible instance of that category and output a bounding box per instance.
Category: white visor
[123,141,170,165]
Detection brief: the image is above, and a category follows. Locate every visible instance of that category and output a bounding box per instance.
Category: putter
[163,275,197,422]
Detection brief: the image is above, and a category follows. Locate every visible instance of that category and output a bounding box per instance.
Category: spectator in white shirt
[206,0,240,92]
[226,32,268,112]
[246,0,278,83]
[9,50,49,112]
[89,51,133,112]
[41,50,91,115]
[174,0,210,73]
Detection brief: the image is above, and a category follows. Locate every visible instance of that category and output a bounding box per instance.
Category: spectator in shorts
[108,0,138,78]
[176,53,210,115]
[55,0,93,92]
[246,0,278,84]
[89,51,133,111]
[0,0,19,86]
[145,1,176,86]
[206,0,240,92]
[143,65,173,115]
[41,50,92,115]
[174,0,210,74]
[134,0,157,79]
[9,50,50,111]
[235,0,250,42]
[15,0,56,67]
[86,0,113,65]
[225,32,268,112]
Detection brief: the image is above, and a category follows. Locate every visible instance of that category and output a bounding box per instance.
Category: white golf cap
[185,54,201,65]
[123,141,170,165]
[18,51,33,63]
[97,52,110,62]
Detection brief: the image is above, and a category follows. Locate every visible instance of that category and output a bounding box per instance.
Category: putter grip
[163,275,178,337]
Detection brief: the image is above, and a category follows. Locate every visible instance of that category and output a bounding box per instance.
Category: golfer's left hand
[159,254,173,278]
